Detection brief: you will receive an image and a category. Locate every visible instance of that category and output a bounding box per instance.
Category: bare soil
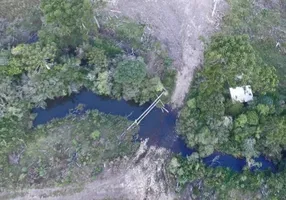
[3,141,176,200]
[108,0,228,107]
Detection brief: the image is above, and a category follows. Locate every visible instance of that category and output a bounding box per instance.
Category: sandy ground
[3,141,176,200]
[108,0,227,107]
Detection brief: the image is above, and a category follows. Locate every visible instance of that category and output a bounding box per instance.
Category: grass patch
[223,0,281,37]
[0,0,40,21]
[0,0,41,47]
[104,17,145,50]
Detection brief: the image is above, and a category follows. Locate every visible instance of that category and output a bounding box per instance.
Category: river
[33,90,276,172]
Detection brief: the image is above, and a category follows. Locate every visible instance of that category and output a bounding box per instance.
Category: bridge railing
[119,89,168,140]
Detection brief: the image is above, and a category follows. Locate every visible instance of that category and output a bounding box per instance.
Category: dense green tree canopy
[178,35,283,159]
[112,59,148,101]
[113,59,147,86]
[11,43,57,74]
[87,47,108,71]
[202,35,278,95]
[172,1,286,198]
[40,0,96,47]
[0,43,57,76]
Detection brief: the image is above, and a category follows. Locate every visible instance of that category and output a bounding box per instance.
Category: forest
[171,0,286,199]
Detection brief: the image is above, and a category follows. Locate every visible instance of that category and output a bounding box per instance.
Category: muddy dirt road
[108,0,227,107]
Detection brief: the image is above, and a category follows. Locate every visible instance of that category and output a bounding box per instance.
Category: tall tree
[177,35,279,158]
[202,35,278,95]
[113,59,147,100]
[40,0,96,47]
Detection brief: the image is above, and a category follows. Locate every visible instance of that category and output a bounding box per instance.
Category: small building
[229,85,253,103]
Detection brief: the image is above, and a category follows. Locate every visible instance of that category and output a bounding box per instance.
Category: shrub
[235,114,248,128]
[113,59,147,86]
[226,102,244,116]
[246,111,259,125]
[90,130,101,140]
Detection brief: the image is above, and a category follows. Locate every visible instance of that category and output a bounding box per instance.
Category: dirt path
[3,141,175,200]
[108,0,227,107]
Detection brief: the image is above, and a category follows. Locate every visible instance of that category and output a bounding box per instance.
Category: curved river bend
[33,90,276,172]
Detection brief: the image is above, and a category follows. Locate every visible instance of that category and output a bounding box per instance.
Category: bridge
[119,89,168,139]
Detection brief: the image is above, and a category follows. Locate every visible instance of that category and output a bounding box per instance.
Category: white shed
[229,85,253,103]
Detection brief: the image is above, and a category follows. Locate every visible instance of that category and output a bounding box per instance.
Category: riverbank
[32,90,276,172]
[0,108,138,191]
[107,0,228,107]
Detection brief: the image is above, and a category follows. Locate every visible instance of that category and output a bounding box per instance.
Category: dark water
[33,90,276,172]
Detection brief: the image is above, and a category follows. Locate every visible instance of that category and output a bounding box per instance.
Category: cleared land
[3,142,176,200]
[108,0,228,107]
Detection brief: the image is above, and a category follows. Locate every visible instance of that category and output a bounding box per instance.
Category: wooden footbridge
[119,89,169,139]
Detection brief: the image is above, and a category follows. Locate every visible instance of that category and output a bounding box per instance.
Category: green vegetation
[0,109,138,189]
[1,0,175,105]
[173,0,286,198]
[178,35,283,160]
[0,0,176,191]
[106,17,145,49]
[113,58,164,103]
[0,0,175,121]
[0,0,42,48]
[202,35,277,94]
[39,0,96,47]
[4,42,57,75]
[169,155,286,199]
[223,0,286,95]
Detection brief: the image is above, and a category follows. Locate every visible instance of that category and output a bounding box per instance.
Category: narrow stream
[33,90,276,172]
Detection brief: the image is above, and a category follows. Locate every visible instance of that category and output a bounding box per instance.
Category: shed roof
[229,85,253,103]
